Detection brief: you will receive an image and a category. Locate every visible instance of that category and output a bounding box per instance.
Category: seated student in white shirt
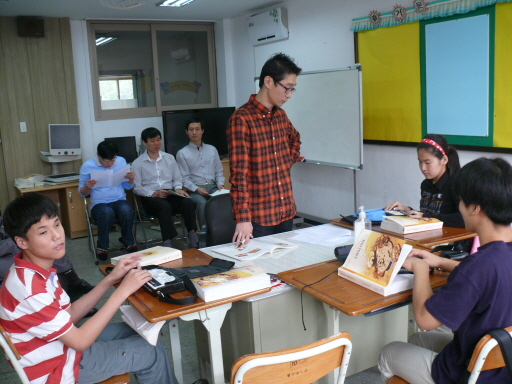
[176,118,225,230]
[132,127,199,249]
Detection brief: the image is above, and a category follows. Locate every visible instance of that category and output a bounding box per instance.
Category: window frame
[87,20,217,121]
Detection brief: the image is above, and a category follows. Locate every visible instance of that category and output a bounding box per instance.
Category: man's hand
[195,187,209,197]
[117,268,152,297]
[175,188,190,198]
[107,253,143,284]
[85,179,97,189]
[125,171,135,184]
[152,190,170,199]
[233,222,253,247]
[217,185,225,190]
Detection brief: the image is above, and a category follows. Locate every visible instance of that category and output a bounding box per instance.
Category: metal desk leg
[168,318,184,384]
[180,303,232,384]
[323,303,341,384]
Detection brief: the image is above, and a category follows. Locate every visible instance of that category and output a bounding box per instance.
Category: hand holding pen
[233,222,253,248]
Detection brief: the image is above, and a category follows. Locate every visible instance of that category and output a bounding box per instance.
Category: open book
[380,216,443,234]
[120,305,165,346]
[111,246,182,267]
[191,265,271,302]
[212,237,297,261]
[338,229,413,296]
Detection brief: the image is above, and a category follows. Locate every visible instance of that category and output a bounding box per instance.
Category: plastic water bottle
[353,206,372,241]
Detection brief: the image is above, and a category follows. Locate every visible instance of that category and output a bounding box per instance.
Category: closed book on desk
[338,229,413,296]
[191,265,271,302]
[380,216,443,234]
[111,246,182,267]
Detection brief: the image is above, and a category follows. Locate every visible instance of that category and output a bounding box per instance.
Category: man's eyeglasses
[101,156,117,163]
[277,81,296,94]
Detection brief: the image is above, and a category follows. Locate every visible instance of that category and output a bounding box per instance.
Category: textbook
[164,189,191,198]
[209,189,230,197]
[111,246,182,267]
[338,229,414,296]
[191,265,271,302]
[380,216,443,234]
[212,237,297,261]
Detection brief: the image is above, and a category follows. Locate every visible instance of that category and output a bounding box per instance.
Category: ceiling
[0,0,280,22]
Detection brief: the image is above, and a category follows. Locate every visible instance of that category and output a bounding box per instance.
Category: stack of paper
[120,305,165,346]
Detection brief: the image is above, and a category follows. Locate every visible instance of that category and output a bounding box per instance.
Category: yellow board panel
[358,22,422,143]
[493,2,512,148]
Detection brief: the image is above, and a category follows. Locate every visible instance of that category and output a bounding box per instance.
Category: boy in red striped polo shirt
[0,192,178,384]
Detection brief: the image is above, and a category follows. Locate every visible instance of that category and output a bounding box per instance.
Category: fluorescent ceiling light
[96,37,117,46]
[158,0,195,7]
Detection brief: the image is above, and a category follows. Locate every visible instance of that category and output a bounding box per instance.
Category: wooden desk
[16,182,88,239]
[100,248,270,384]
[329,218,476,248]
[278,259,449,317]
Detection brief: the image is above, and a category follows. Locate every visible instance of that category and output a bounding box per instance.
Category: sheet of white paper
[288,225,352,247]
[90,169,113,188]
[112,164,130,186]
[210,189,230,197]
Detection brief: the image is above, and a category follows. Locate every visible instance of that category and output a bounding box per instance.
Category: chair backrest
[0,323,30,384]
[204,193,236,246]
[466,325,512,384]
[229,332,352,384]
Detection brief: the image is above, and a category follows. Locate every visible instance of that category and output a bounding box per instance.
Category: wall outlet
[19,122,27,132]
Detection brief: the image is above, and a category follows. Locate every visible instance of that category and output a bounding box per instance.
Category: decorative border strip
[351,0,510,31]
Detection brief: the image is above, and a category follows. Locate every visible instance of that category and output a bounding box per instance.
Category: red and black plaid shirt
[227,95,301,225]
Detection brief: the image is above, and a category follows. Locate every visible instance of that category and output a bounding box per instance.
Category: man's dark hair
[185,117,204,131]
[97,140,118,160]
[141,127,162,143]
[3,193,59,240]
[452,157,512,225]
[258,52,302,89]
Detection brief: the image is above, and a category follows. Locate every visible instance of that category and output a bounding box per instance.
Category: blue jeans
[91,200,135,250]
[252,218,294,238]
[78,323,177,384]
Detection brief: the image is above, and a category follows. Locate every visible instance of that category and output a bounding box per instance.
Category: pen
[236,238,246,248]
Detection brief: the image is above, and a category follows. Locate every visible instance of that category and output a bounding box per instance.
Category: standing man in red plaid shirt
[227,53,302,246]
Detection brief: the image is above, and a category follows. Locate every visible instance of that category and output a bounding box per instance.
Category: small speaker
[17,17,45,38]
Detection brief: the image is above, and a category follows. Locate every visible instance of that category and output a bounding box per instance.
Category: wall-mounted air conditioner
[247,7,288,46]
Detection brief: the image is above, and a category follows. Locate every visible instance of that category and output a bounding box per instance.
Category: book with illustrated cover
[212,237,297,261]
[111,246,182,266]
[338,229,414,296]
[380,216,443,234]
[191,265,271,302]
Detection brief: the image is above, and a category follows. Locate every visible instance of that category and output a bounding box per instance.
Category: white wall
[71,0,512,221]
[219,0,512,221]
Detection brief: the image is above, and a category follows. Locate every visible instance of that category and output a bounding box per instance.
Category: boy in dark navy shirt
[379,157,512,384]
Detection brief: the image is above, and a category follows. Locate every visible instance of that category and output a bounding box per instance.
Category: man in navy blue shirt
[379,157,512,384]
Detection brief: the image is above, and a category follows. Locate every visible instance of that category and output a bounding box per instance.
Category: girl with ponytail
[385,134,464,227]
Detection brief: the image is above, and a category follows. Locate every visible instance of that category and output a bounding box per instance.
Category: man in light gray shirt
[176,118,225,230]
[132,127,198,248]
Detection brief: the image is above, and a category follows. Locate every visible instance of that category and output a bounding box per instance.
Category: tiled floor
[0,221,383,384]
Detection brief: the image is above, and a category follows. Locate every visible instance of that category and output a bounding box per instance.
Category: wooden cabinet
[16,182,88,239]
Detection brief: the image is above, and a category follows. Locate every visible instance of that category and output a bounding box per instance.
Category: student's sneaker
[126,243,138,253]
[96,248,108,261]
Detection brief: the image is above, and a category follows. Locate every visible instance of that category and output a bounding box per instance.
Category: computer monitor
[104,136,139,164]
[49,124,81,156]
[162,107,235,157]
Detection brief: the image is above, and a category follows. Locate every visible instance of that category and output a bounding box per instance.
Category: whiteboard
[268,66,363,169]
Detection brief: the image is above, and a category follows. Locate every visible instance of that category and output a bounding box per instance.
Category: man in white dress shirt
[132,127,198,248]
[176,118,225,230]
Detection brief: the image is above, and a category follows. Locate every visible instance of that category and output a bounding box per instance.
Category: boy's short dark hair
[3,193,59,240]
[97,140,118,160]
[258,52,302,89]
[452,157,512,225]
[141,127,162,143]
[185,117,204,131]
